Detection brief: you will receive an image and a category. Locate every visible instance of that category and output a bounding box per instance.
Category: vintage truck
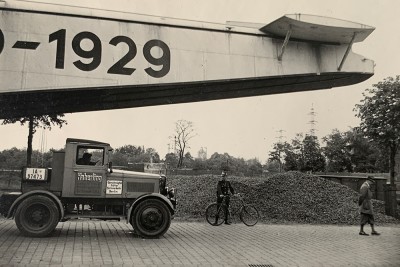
[3,138,176,238]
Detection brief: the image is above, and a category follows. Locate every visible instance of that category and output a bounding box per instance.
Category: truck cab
[7,138,176,238]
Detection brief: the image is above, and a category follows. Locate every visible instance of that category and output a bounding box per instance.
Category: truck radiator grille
[127,182,154,193]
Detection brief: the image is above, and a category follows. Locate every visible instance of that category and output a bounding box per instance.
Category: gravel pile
[168,171,400,225]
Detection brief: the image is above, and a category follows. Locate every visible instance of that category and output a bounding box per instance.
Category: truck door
[62,145,107,198]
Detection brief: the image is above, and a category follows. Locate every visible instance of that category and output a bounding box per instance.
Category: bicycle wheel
[205,203,226,226]
[239,205,259,226]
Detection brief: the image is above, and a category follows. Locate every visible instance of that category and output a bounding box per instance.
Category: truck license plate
[24,168,47,181]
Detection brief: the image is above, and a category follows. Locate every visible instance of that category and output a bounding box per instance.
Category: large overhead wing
[0,2,375,119]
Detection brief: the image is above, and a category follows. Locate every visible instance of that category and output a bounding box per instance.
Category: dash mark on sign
[12,41,40,50]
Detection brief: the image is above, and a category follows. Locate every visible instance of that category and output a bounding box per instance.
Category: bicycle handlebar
[219,193,241,198]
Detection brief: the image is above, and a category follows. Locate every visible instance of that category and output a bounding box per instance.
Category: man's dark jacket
[217,180,235,197]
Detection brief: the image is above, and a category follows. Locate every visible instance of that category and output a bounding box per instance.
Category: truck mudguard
[7,190,64,220]
[126,193,175,224]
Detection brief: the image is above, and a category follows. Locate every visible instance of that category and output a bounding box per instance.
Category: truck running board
[63,215,124,221]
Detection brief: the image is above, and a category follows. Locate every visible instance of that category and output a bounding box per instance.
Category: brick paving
[0,218,399,266]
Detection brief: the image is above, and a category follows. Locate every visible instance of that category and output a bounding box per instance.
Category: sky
[1,0,400,163]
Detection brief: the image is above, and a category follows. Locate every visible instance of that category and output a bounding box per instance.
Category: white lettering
[77,172,102,182]
[106,180,122,194]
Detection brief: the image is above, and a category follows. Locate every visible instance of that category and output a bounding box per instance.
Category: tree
[346,128,388,173]
[0,147,27,169]
[208,152,232,171]
[302,135,325,172]
[269,133,325,172]
[112,145,160,165]
[192,158,208,170]
[265,160,281,172]
[164,153,179,170]
[115,145,144,156]
[32,149,56,168]
[268,141,297,171]
[355,76,400,185]
[291,133,305,171]
[245,158,263,176]
[283,145,299,171]
[171,120,196,168]
[1,115,67,166]
[145,148,160,163]
[323,129,353,172]
[182,152,194,168]
[322,128,389,173]
[268,142,285,172]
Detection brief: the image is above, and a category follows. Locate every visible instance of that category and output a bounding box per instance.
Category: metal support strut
[278,26,292,61]
[338,32,357,71]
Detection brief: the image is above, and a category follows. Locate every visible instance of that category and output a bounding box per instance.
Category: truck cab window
[76,147,104,166]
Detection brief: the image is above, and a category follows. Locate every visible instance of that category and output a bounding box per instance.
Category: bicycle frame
[219,194,245,219]
[206,193,259,226]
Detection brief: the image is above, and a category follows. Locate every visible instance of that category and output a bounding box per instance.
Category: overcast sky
[1,0,399,162]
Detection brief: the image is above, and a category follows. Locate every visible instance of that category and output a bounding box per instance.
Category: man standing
[216,171,235,225]
[359,176,380,236]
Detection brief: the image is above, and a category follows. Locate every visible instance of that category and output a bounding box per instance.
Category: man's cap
[83,152,92,158]
[367,176,375,183]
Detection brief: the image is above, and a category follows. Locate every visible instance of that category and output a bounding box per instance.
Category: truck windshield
[76,147,104,166]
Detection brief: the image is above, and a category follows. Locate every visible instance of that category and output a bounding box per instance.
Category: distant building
[126,163,166,175]
[197,147,207,160]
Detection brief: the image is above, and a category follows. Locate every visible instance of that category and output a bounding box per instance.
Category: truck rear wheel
[15,195,59,237]
[132,199,171,238]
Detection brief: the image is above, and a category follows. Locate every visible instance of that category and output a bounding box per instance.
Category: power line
[38,128,47,167]
[308,104,318,136]
[276,129,286,144]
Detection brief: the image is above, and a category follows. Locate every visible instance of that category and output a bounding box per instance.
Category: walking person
[359,176,380,236]
[216,171,235,225]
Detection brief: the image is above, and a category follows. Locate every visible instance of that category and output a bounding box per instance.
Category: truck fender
[127,193,174,224]
[7,190,64,220]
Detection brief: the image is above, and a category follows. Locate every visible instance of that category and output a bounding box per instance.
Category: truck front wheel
[15,195,59,237]
[132,199,171,238]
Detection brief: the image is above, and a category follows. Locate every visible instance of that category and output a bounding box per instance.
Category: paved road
[0,218,399,266]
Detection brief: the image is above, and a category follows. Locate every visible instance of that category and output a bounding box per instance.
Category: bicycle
[205,193,259,226]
